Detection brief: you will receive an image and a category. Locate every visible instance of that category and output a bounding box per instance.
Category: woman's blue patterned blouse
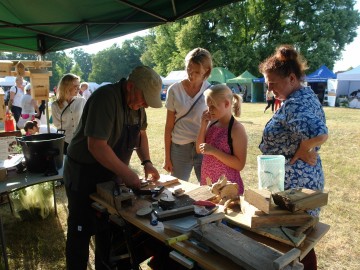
[259,86,328,196]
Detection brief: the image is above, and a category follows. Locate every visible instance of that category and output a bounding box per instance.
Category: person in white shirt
[80,82,92,101]
[163,48,213,181]
[51,74,86,154]
[9,76,25,129]
[17,84,40,129]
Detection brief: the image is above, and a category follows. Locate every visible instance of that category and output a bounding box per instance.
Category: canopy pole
[37,54,50,133]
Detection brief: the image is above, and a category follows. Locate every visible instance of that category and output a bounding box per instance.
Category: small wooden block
[96,181,134,209]
[146,174,179,188]
[244,189,272,214]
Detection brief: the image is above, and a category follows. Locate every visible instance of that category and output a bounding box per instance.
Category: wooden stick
[273,248,301,270]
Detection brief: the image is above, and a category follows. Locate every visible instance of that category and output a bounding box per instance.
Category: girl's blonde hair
[204,84,242,117]
[56,73,80,109]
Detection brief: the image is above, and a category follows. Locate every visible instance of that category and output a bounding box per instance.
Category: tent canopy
[227,70,257,84]
[208,67,236,84]
[162,70,187,85]
[337,65,360,81]
[0,0,240,55]
[305,65,336,82]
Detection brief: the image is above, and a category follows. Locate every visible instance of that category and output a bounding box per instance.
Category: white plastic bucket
[257,155,285,192]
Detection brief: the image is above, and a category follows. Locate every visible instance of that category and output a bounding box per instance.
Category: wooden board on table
[234,211,311,229]
[191,223,303,270]
[225,201,307,247]
[146,174,179,188]
[244,189,272,214]
[272,189,328,212]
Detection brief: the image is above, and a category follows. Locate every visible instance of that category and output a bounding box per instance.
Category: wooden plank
[225,210,306,247]
[9,60,52,68]
[290,193,328,212]
[244,189,272,214]
[250,213,312,228]
[192,223,303,270]
[272,189,328,212]
[241,197,290,216]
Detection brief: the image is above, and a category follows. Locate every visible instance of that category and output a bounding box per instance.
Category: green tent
[227,71,265,102]
[227,70,257,84]
[0,0,240,54]
[207,67,236,84]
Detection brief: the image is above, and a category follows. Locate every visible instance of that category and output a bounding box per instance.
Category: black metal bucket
[16,133,65,174]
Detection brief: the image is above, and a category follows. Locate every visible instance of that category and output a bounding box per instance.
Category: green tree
[70,49,92,81]
[89,39,145,83]
[70,63,84,79]
[44,51,73,90]
[143,0,360,76]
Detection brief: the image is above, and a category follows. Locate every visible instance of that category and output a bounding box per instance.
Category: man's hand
[120,169,141,190]
[144,163,160,181]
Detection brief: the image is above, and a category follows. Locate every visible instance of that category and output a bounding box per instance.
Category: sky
[72,1,360,74]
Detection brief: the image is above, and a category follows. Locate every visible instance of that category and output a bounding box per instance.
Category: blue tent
[253,77,264,83]
[306,65,336,82]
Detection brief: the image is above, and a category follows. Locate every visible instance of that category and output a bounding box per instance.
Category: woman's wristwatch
[141,159,152,166]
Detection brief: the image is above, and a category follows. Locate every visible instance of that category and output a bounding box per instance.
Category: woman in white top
[17,84,39,129]
[163,48,213,181]
[51,73,86,154]
[21,84,39,116]
[9,76,25,129]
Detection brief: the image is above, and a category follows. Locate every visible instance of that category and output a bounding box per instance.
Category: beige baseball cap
[128,66,162,108]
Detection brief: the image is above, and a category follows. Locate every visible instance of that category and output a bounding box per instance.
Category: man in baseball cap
[64,66,162,269]
[128,65,162,108]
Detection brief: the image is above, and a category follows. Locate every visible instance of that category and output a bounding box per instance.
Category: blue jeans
[170,142,202,182]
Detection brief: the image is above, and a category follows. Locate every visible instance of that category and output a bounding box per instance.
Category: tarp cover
[305,65,336,82]
[0,0,240,54]
[208,67,236,84]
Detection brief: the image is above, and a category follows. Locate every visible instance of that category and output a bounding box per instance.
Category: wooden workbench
[90,180,329,270]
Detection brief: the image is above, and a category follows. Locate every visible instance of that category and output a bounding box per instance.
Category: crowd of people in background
[1,44,328,270]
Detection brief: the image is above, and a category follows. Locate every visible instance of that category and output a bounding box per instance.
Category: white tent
[335,65,360,97]
[0,76,27,87]
[87,82,99,92]
[337,65,360,81]
[162,71,187,86]
[335,65,360,108]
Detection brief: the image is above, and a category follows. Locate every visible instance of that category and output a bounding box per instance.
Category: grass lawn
[1,102,359,269]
